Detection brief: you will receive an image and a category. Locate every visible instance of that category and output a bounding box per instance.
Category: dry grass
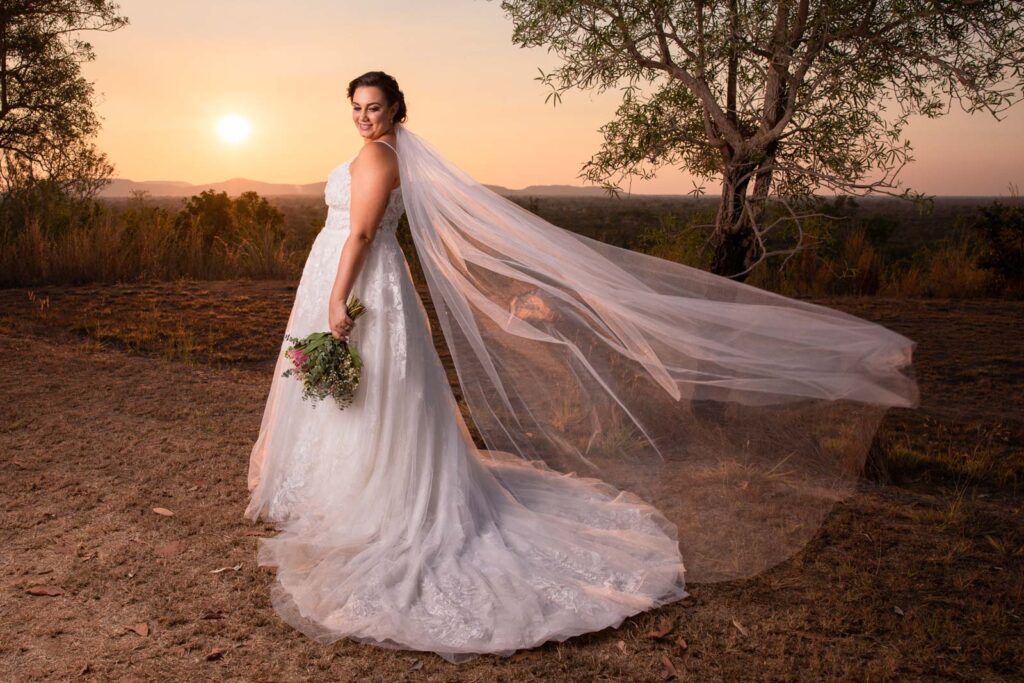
[0,282,1021,681]
[2,197,1018,301]
[641,213,1013,299]
[879,235,998,299]
[0,214,300,287]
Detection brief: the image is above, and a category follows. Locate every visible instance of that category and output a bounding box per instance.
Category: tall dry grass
[745,227,883,297]
[880,234,998,298]
[0,206,300,287]
[642,219,1005,298]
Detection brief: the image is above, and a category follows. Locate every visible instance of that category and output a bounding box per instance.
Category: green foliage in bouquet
[281,295,367,409]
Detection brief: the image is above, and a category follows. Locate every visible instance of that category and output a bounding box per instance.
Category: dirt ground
[0,280,1021,682]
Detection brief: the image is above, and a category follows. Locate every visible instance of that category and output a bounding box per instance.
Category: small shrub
[963,197,1024,296]
[880,235,996,298]
[635,210,715,270]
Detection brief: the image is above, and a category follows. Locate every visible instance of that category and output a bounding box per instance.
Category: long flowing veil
[393,122,919,583]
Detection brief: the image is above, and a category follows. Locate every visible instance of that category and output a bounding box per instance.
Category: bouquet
[281,295,367,409]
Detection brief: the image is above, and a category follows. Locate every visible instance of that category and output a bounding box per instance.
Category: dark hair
[346,71,408,125]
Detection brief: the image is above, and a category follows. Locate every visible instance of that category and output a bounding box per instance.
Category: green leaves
[296,332,332,354]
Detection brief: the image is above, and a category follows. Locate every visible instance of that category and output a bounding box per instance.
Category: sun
[217,114,251,144]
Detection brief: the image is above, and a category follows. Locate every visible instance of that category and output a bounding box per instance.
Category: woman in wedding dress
[245,71,919,663]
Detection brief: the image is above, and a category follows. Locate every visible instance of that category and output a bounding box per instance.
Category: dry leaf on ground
[125,623,149,637]
[661,654,678,680]
[205,645,230,661]
[155,541,184,557]
[644,618,676,639]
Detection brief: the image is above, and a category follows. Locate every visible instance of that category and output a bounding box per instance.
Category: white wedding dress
[244,139,688,663]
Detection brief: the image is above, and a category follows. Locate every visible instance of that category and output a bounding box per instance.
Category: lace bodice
[323,157,404,236]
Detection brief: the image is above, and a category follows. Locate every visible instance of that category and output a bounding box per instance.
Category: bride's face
[351,86,397,140]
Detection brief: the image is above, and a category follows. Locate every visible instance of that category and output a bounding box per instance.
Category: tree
[175,189,234,249]
[498,0,1024,280]
[232,190,286,243]
[0,0,128,238]
[174,189,285,248]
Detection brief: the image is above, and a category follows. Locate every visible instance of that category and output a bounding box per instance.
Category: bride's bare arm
[329,143,398,340]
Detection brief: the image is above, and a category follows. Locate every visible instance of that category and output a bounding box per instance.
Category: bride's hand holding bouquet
[329,293,358,342]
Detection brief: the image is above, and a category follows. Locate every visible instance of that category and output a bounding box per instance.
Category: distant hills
[495,183,615,197]
[98,177,629,199]
[98,177,1011,201]
[99,178,325,199]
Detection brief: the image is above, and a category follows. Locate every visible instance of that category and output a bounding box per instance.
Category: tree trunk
[710,160,759,281]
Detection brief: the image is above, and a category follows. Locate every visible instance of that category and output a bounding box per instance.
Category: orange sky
[79,0,1023,196]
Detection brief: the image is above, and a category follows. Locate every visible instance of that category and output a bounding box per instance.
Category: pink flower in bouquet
[288,348,308,369]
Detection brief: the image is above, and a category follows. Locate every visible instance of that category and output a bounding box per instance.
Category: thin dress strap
[373,138,398,157]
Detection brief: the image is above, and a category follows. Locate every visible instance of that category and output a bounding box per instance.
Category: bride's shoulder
[354,140,396,164]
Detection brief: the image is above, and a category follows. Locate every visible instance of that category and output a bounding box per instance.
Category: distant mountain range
[98,178,1009,202]
[99,178,325,199]
[98,177,625,199]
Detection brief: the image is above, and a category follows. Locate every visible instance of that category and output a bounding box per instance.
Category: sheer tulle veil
[393,122,919,583]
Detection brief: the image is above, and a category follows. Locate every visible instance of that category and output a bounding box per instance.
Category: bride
[244,71,919,663]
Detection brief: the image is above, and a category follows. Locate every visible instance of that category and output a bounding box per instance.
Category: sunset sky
[80,0,1024,196]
